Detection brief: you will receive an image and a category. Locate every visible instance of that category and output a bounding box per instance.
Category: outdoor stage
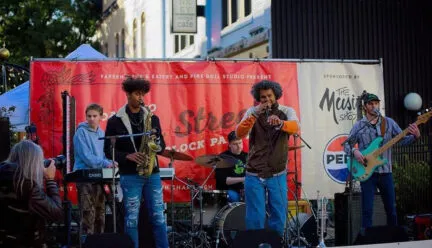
[337,240,432,248]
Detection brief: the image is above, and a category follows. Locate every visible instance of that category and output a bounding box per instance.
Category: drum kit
[161,149,242,247]
[161,137,324,248]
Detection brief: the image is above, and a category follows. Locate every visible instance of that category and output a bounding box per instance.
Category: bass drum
[213,202,246,246]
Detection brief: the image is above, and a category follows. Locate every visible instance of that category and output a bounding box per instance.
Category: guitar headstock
[416,108,432,125]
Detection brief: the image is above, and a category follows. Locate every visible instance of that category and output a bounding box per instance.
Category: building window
[245,0,251,16]
[174,34,195,53]
[141,13,146,57]
[121,28,125,58]
[133,19,137,58]
[115,33,119,57]
[222,0,252,29]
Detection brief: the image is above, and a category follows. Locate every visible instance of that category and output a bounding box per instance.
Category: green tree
[0,0,101,67]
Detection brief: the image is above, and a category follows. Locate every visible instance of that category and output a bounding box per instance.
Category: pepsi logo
[322,134,351,184]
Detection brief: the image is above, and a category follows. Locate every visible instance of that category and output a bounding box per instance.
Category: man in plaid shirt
[344,93,420,231]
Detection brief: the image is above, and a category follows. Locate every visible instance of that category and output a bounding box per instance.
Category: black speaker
[0,118,11,162]
[334,192,387,246]
[232,229,282,248]
[354,226,409,244]
[82,233,134,248]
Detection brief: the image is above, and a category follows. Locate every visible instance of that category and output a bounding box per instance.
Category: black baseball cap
[363,93,380,104]
[227,131,239,143]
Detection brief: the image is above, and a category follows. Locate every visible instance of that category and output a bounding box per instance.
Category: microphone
[144,128,160,137]
[373,108,381,116]
[265,107,270,118]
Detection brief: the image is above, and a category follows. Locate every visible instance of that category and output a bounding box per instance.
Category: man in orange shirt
[236,80,299,237]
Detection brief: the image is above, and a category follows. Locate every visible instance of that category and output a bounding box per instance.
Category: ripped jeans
[120,174,168,248]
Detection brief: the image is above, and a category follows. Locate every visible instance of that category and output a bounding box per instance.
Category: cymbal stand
[174,175,211,248]
[190,165,217,248]
[192,165,216,199]
[167,154,175,248]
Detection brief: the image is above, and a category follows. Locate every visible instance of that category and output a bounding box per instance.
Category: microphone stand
[110,137,117,233]
[340,98,379,245]
[290,133,312,248]
[294,133,312,149]
[98,132,150,233]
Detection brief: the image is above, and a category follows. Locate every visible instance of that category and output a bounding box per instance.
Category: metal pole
[111,140,117,233]
[294,135,300,247]
[31,57,381,63]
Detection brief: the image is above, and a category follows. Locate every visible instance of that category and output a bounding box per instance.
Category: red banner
[30,61,301,203]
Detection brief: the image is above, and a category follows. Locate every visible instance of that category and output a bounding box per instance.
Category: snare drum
[193,190,228,226]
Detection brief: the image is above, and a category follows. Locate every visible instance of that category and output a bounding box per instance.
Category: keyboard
[65,167,175,182]
[65,168,119,183]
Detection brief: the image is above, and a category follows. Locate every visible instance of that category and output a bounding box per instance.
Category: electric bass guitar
[347,109,432,182]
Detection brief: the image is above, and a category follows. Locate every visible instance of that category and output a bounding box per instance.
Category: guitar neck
[372,119,419,157]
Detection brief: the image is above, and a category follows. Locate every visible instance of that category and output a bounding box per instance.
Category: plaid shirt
[344,116,416,173]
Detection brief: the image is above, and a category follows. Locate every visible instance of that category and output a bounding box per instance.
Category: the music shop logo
[323,134,349,184]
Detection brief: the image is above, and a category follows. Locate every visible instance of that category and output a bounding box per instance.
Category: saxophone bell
[148,139,162,152]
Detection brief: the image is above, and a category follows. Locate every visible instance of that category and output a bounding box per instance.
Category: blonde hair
[7,140,44,195]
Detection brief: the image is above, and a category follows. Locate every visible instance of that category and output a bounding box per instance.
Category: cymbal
[195,154,236,168]
[288,145,304,151]
[160,149,193,161]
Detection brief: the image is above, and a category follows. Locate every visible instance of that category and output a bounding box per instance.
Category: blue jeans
[360,173,397,229]
[227,189,241,202]
[120,174,168,248]
[244,172,287,237]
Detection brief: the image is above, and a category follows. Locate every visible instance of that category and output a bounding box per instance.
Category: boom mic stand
[285,133,312,248]
[342,121,377,245]
[340,91,372,245]
[98,132,153,233]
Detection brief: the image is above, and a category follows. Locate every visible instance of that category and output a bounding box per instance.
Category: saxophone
[137,106,162,176]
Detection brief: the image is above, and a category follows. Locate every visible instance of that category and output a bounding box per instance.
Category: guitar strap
[380,116,387,137]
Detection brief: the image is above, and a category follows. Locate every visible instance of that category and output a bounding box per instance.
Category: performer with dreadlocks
[236,80,299,238]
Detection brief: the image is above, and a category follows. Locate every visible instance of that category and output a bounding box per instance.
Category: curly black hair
[121,77,151,94]
[250,80,283,102]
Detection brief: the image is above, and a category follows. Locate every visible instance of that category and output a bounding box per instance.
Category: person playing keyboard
[73,103,116,245]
